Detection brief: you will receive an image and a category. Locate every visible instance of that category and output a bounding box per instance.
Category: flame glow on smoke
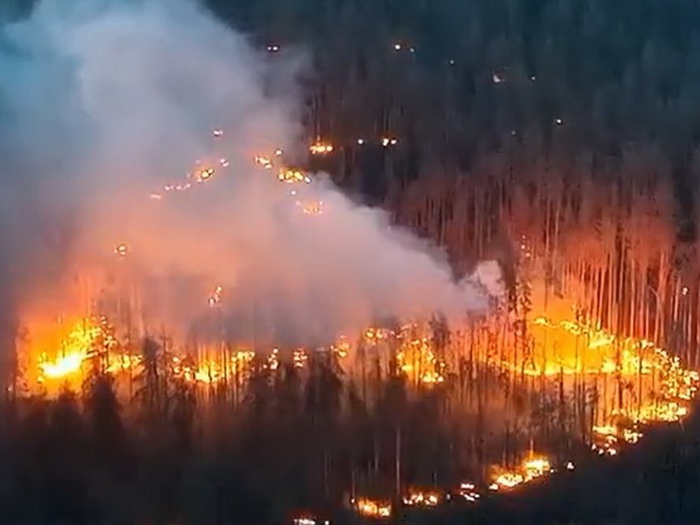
[0,2,697,523]
[0,0,500,381]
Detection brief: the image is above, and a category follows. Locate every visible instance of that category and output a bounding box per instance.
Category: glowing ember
[330,337,349,359]
[490,473,524,490]
[194,166,215,182]
[114,243,129,257]
[298,200,324,215]
[254,155,274,169]
[293,348,308,368]
[309,141,334,155]
[457,482,481,503]
[353,498,391,519]
[591,424,643,456]
[309,142,333,155]
[293,519,316,525]
[293,518,329,525]
[489,454,552,492]
[208,285,224,307]
[397,324,446,385]
[267,348,280,371]
[278,168,311,184]
[402,488,442,507]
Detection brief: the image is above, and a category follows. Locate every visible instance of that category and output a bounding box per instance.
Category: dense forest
[212,0,700,224]
[206,0,700,365]
[1,0,700,524]
[210,1,700,359]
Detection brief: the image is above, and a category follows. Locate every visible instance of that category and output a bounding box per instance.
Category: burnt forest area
[2,0,700,524]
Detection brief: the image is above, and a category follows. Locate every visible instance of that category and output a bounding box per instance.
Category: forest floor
[433,406,700,525]
[336,403,700,525]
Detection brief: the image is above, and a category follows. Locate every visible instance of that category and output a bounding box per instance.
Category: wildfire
[353,498,391,519]
[144,123,325,230]
[298,200,324,215]
[114,243,129,257]
[39,352,85,380]
[457,482,481,503]
[591,424,643,456]
[309,141,334,155]
[194,166,215,182]
[169,350,255,385]
[267,348,280,371]
[293,517,329,525]
[105,353,142,375]
[208,285,224,307]
[293,348,308,368]
[359,324,448,385]
[36,317,119,387]
[364,327,392,341]
[330,337,350,359]
[16,119,700,521]
[402,488,442,507]
[278,168,311,184]
[503,314,699,431]
[396,324,446,385]
[28,313,263,391]
[488,455,552,492]
[292,519,315,525]
[254,155,274,169]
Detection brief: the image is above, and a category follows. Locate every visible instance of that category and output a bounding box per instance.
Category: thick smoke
[0,0,502,350]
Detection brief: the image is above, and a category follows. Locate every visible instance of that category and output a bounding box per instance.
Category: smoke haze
[0,0,501,351]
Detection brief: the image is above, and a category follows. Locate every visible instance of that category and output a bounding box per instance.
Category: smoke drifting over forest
[0,0,501,349]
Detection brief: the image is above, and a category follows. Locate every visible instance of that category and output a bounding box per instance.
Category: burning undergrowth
[0,1,698,522]
[0,0,500,370]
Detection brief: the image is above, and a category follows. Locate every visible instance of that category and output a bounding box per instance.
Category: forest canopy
[204,0,700,238]
[1,1,700,524]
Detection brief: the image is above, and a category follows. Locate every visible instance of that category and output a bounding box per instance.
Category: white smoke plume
[0,0,502,351]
